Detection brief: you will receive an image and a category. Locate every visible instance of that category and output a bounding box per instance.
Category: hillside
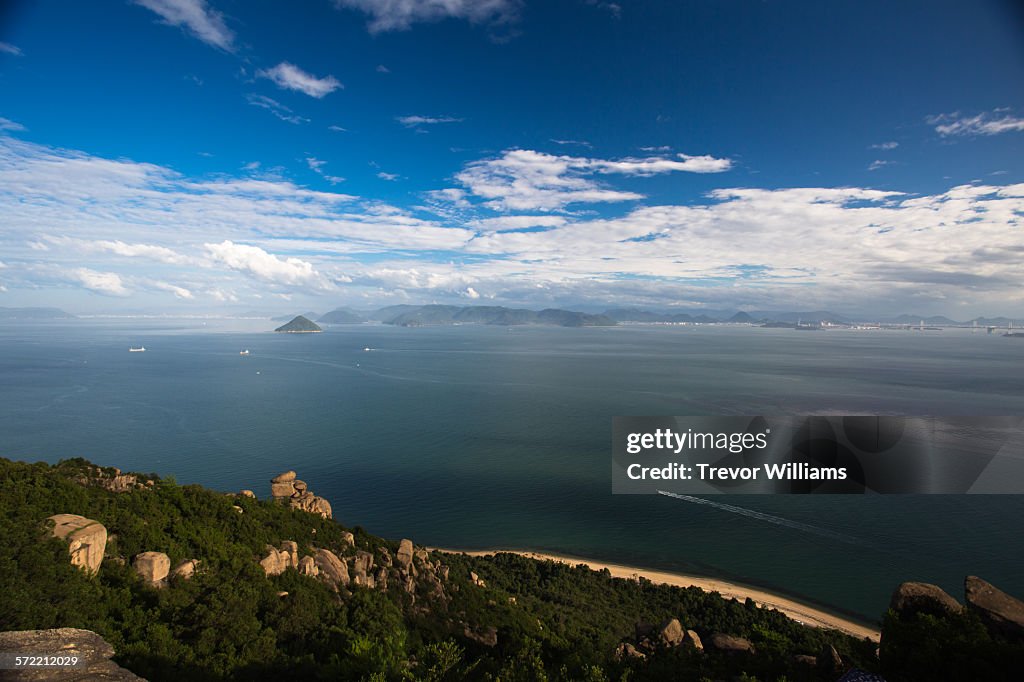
[0,457,903,682]
[0,306,75,319]
[318,308,367,325]
[273,315,322,333]
[381,305,616,328]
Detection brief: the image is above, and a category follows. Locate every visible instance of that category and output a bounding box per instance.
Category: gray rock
[259,546,289,576]
[170,559,199,581]
[965,575,1024,640]
[890,581,962,618]
[239,490,256,498]
[0,628,145,680]
[47,514,107,576]
[822,643,843,671]
[298,555,318,577]
[340,531,355,548]
[685,629,703,652]
[271,471,296,483]
[614,642,646,660]
[270,482,295,499]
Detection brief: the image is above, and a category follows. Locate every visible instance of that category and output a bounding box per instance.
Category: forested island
[1,457,1022,681]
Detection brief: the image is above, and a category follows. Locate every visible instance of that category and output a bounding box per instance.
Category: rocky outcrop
[73,465,152,494]
[685,629,703,652]
[890,581,963,618]
[463,625,498,647]
[48,514,107,575]
[396,539,414,569]
[239,490,255,498]
[708,633,755,654]
[965,575,1024,640]
[0,628,145,680]
[614,642,646,660]
[170,559,199,581]
[259,542,300,576]
[269,471,333,518]
[340,531,355,548]
[821,643,844,672]
[658,618,684,647]
[133,552,170,588]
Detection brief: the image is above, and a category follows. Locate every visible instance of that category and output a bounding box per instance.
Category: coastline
[433,547,881,642]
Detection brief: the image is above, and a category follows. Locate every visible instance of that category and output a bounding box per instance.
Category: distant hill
[601,308,723,324]
[382,305,616,327]
[271,311,319,322]
[727,311,756,323]
[317,308,366,325]
[877,314,963,326]
[273,315,322,333]
[750,310,850,324]
[0,307,75,319]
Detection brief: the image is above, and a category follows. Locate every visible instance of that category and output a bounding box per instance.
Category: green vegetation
[274,315,323,333]
[2,457,884,680]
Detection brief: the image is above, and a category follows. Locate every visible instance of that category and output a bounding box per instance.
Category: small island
[273,315,322,333]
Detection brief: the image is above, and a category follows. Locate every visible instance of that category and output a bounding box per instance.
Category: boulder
[375,567,389,590]
[794,654,817,666]
[298,555,318,577]
[291,493,332,519]
[0,628,144,680]
[48,514,107,575]
[353,550,374,577]
[271,481,295,498]
[280,541,299,568]
[890,581,963,618]
[259,546,289,576]
[133,551,170,587]
[239,489,256,498]
[708,633,755,654]
[965,575,1024,640]
[822,643,843,671]
[658,618,685,647]
[292,479,308,493]
[340,531,355,548]
[685,629,704,652]
[396,539,414,568]
[271,470,297,483]
[314,548,349,588]
[171,559,199,580]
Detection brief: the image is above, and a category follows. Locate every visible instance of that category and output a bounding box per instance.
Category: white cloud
[397,115,463,127]
[306,157,345,184]
[0,42,23,56]
[376,64,390,73]
[0,117,26,132]
[148,279,194,299]
[328,125,348,132]
[929,110,1024,137]
[70,268,129,296]
[377,172,399,181]
[334,0,521,33]
[454,149,731,211]
[468,215,567,233]
[871,141,899,150]
[134,0,235,51]
[868,159,893,171]
[246,94,308,124]
[258,62,342,98]
[205,240,333,289]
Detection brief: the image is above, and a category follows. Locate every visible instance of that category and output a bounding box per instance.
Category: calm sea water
[2,318,1023,624]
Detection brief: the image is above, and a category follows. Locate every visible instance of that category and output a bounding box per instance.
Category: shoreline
[432,547,881,642]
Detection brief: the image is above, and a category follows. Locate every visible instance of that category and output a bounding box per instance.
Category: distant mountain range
[273,315,322,333]
[375,305,615,327]
[0,307,75,319]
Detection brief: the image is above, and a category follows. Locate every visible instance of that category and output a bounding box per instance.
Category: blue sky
[1,0,1022,316]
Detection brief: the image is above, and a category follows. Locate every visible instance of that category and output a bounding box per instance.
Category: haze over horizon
[1,0,1022,317]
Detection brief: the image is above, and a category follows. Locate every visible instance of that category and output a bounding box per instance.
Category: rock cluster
[73,465,153,493]
[257,537,449,604]
[269,471,333,518]
[48,514,107,575]
[0,628,144,681]
[889,581,963,618]
[616,618,706,659]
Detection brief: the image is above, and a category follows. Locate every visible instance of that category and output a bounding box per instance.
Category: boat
[240,349,250,355]
[129,346,146,352]
[363,347,373,352]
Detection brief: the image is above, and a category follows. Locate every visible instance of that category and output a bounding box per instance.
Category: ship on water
[129,347,146,352]
[240,349,250,355]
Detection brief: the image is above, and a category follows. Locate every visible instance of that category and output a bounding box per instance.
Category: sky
[0,0,1022,317]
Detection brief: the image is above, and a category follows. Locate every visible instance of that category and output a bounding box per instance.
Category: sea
[2,318,1023,625]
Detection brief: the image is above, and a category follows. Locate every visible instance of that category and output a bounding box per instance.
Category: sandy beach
[434,548,881,642]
